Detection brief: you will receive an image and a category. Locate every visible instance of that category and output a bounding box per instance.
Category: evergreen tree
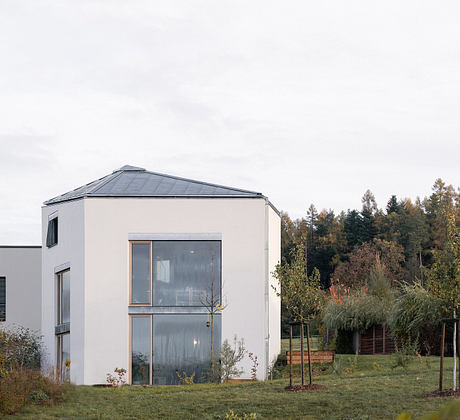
[386,195,399,215]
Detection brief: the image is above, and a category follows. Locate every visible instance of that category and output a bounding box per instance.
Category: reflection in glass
[132,243,151,303]
[152,314,221,385]
[61,270,70,324]
[132,316,150,385]
[153,241,221,306]
[58,333,70,382]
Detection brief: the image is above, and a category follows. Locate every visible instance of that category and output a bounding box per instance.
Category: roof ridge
[143,169,262,195]
[90,170,123,194]
[43,172,115,205]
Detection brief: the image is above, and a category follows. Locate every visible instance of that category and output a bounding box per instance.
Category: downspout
[264,199,270,380]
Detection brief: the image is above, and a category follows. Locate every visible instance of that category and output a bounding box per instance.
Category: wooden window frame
[129,241,152,306]
[129,314,152,385]
[56,269,70,326]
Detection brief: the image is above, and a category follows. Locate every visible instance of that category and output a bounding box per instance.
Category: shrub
[392,339,419,373]
[388,282,444,354]
[268,355,283,380]
[0,369,65,414]
[30,389,51,405]
[335,330,354,354]
[106,367,127,387]
[0,326,42,370]
[344,353,359,375]
[219,335,246,382]
[176,371,196,385]
[248,353,258,380]
[324,293,389,333]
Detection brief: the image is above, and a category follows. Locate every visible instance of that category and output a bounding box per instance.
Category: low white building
[0,246,41,332]
[41,165,281,385]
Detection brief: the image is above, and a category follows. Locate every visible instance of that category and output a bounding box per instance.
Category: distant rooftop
[44,165,266,206]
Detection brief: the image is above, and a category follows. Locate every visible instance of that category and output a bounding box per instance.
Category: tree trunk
[306,323,313,386]
[440,322,445,392]
[211,313,215,382]
[300,323,305,386]
[419,250,424,287]
[453,310,457,392]
[289,324,293,389]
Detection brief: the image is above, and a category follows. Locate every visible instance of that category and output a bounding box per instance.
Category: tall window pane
[58,333,70,382]
[152,314,221,385]
[153,241,221,306]
[131,243,151,304]
[61,271,70,324]
[132,316,150,385]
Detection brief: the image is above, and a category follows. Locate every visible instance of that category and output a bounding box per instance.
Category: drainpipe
[264,199,270,380]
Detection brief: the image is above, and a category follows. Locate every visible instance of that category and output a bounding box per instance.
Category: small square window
[46,218,58,247]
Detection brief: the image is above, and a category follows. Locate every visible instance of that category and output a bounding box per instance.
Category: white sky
[0,0,459,244]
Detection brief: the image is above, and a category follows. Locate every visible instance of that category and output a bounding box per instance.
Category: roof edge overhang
[0,245,42,248]
[43,194,281,215]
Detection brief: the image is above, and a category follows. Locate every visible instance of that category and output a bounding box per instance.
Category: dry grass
[0,369,67,415]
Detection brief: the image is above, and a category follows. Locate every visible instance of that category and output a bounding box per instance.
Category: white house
[0,246,42,332]
[41,165,281,385]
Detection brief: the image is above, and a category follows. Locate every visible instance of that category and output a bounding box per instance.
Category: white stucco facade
[0,246,42,332]
[42,194,281,385]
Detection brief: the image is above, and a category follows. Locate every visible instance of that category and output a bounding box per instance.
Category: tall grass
[0,326,68,414]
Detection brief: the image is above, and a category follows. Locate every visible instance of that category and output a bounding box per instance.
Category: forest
[279,178,460,339]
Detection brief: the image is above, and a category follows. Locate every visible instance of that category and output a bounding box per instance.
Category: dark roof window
[46,217,58,248]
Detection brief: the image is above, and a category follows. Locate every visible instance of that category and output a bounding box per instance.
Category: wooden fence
[286,350,335,365]
[359,324,395,355]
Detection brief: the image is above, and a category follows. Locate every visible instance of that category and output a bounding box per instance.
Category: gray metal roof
[44,165,266,206]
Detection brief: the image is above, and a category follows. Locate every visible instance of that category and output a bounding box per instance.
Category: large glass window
[131,316,151,385]
[153,241,221,306]
[131,242,151,304]
[56,269,70,383]
[0,277,5,322]
[57,270,70,325]
[152,314,221,385]
[129,240,222,385]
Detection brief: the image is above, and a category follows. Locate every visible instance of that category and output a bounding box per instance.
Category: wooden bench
[286,350,335,365]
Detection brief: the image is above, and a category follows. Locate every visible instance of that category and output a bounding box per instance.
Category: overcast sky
[0,1,459,245]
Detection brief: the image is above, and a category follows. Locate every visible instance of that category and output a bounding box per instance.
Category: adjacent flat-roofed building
[0,245,41,332]
[41,165,281,385]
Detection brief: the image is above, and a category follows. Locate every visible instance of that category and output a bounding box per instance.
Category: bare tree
[199,256,227,382]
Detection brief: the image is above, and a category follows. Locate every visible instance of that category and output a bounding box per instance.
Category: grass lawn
[280,336,321,353]
[9,354,459,420]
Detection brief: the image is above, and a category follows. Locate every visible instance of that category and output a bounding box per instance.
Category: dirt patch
[285,384,328,392]
[424,389,460,398]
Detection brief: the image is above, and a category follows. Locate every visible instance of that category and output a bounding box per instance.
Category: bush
[0,326,42,370]
[0,369,66,414]
[335,330,354,354]
[389,282,445,355]
[323,293,389,333]
[392,339,419,373]
[219,336,246,382]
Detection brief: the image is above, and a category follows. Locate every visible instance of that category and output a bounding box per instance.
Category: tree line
[279,178,460,336]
